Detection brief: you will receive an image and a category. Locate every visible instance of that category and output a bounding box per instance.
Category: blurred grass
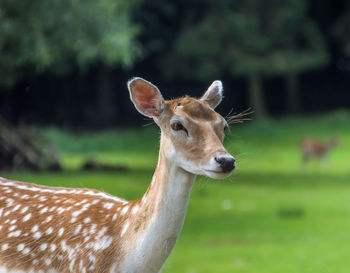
[1,110,350,273]
[41,126,160,170]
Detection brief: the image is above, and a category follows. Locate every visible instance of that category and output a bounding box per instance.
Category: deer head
[128,77,235,179]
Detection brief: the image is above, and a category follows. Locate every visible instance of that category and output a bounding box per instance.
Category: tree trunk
[0,116,61,171]
[96,65,115,126]
[248,73,267,119]
[286,73,300,113]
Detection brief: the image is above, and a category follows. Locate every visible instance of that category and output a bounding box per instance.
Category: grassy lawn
[1,111,350,273]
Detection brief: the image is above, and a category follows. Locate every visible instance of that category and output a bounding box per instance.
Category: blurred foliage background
[0,0,349,125]
[0,0,350,272]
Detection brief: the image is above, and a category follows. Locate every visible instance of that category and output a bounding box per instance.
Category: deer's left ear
[128,77,165,118]
[200,80,223,109]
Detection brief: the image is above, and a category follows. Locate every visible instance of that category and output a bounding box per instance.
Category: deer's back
[0,177,129,273]
[300,138,328,157]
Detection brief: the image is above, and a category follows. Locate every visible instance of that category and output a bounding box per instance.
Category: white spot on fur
[58,227,64,237]
[12,204,21,212]
[132,205,140,214]
[93,235,112,250]
[21,194,30,200]
[39,196,47,202]
[121,206,129,215]
[121,220,130,237]
[97,226,108,238]
[8,230,21,237]
[75,224,82,234]
[17,243,25,251]
[8,225,17,231]
[23,213,32,222]
[6,198,14,207]
[50,244,57,252]
[21,206,29,213]
[84,235,91,243]
[23,247,30,255]
[88,253,96,263]
[57,207,65,214]
[90,224,97,234]
[33,231,42,239]
[69,258,76,272]
[2,244,9,251]
[40,207,48,214]
[103,202,114,209]
[92,199,100,205]
[72,206,87,218]
[40,243,48,251]
[46,227,53,235]
[45,215,53,223]
[31,225,38,232]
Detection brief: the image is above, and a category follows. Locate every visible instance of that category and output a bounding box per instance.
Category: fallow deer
[0,77,236,273]
[300,136,338,167]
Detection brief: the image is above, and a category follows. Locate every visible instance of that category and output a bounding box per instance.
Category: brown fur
[167,96,217,121]
[0,178,153,273]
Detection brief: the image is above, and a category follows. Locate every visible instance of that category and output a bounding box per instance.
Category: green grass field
[1,111,350,273]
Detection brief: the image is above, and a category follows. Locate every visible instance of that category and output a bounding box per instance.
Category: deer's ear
[128,77,165,118]
[201,80,223,109]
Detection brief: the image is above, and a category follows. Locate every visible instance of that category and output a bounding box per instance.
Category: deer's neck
[120,141,195,273]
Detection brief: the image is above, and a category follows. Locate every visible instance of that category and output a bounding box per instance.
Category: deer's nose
[215,156,236,172]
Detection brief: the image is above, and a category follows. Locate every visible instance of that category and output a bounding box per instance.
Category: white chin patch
[203,170,231,179]
[181,163,232,179]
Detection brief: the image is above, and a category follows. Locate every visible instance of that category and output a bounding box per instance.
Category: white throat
[119,146,195,273]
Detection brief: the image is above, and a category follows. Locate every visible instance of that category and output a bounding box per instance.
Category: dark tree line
[0,0,349,126]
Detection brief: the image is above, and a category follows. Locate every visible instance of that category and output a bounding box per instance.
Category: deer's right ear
[128,77,165,118]
[200,80,223,109]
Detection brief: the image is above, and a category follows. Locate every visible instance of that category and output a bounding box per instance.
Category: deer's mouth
[203,169,234,179]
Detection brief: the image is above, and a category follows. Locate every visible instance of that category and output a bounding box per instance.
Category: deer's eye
[171,121,188,135]
[171,121,184,131]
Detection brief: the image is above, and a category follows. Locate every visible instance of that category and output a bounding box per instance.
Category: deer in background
[0,78,236,273]
[300,136,339,168]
